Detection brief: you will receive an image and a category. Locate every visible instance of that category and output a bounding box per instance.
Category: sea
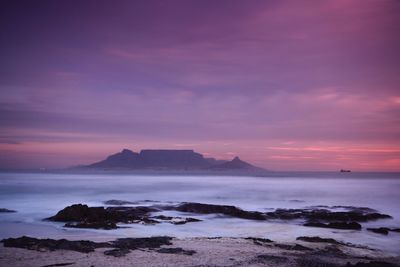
[0,172,399,255]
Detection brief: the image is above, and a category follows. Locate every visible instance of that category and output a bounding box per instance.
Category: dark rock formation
[345,261,400,267]
[112,236,172,250]
[47,204,159,229]
[103,248,131,257]
[366,227,400,235]
[104,200,137,205]
[1,236,173,256]
[312,206,377,213]
[304,221,362,230]
[46,203,392,231]
[41,262,75,267]
[65,221,117,230]
[296,236,342,245]
[174,203,390,225]
[176,202,265,220]
[47,204,109,222]
[245,237,273,246]
[274,243,313,251]
[266,207,391,222]
[156,247,196,255]
[0,208,16,213]
[367,228,390,235]
[152,215,202,225]
[1,236,110,253]
[311,245,347,258]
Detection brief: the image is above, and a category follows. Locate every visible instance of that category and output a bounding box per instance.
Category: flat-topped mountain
[85,149,265,172]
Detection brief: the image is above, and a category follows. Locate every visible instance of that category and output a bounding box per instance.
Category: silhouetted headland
[76,149,267,175]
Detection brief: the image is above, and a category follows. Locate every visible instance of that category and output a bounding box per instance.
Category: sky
[0,0,400,171]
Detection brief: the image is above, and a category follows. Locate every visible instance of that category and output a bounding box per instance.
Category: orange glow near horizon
[1,139,399,171]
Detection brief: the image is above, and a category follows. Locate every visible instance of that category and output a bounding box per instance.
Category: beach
[1,237,399,267]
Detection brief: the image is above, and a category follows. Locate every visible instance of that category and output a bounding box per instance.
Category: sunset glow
[1,0,399,171]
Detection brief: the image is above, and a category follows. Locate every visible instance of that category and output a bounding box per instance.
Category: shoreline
[1,236,399,267]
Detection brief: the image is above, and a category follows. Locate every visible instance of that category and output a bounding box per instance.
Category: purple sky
[1,0,400,171]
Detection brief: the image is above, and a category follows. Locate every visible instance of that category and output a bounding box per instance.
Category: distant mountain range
[82,149,266,173]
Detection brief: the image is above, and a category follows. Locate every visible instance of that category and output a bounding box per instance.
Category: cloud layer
[0,0,399,170]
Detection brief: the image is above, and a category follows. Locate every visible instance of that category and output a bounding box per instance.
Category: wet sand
[1,237,399,267]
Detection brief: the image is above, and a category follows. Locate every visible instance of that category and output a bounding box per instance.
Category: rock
[103,248,130,257]
[367,228,390,235]
[47,204,109,222]
[345,261,400,267]
[304,221,362,230]
[152,215,202,225]
[2,236,174,255]
[104,200,136,205]
[47,204,159,229]
[156,247,196,255]
[112,236,173,250]
[64,221,117,230]
[266,208,391,222]
[0,208,16,213]
[296,236,342,245]
[106,206,159,218]
[1,236,110,253]
[47,203,391,231]
[313,245,347,258]
[329,221,362,230]
[274,243,312,251]
[245,237,273,246]
[366,227,400,234]
[174,203,390,224]
[171,217,202,225]
[318,206,377,213]
[176,202,265,220]
[153,215,174,220]
[41,262,75,267]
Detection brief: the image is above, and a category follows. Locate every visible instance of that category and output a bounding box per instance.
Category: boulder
[156,247,196,255]
[304,221,362,230]
[176,202,265,220]
[47,204,159,229]
[112,236,173,250]
[367,228,389,235]
[296,236,342,245]
[0,208,16,213]
[1,236,110,253]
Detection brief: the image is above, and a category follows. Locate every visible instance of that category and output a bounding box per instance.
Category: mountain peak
[121,148,134,154]
[210,156,264,171]
[232,156,241,161]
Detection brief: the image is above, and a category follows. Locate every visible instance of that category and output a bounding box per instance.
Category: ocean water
[0,172,399,255]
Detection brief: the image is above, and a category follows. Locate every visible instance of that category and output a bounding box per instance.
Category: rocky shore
[1,236,399,267]
[1,201,399,266]
[44,201,394,232]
